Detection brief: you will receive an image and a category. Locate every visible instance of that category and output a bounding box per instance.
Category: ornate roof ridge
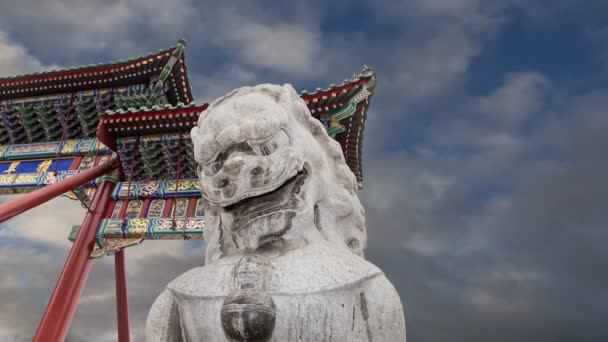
[104,101,206,115]
[299,65,375,96]
[0,40,186,83]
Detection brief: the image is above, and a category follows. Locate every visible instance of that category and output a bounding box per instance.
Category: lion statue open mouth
[146,84,406,342]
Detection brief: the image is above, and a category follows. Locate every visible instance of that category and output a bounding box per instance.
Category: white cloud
[0,1,330,80]
[401,233,446,257]
[386,27,481,102]
[361,154,460,259]
[419,70,549,181]
[467,134,526,178]
[477,131,525,151]
[477,71,550,127]
[228,22,324,76]
[464,263,543,315]
[0,0,198,62]
[430,120,524,150]
[0,0,131,55]
[190,66,258,102]
[0,195,85,246]
[0,30,58,76]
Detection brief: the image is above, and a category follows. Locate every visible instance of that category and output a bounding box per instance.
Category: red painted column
[186,197,196,217]
[139,198,151,218]
[115,250,131,342]
[0,158,119,223]
[33,176,118,342]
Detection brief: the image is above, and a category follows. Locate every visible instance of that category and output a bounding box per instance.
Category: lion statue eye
[258,130,289,156]
[203,161,222,176]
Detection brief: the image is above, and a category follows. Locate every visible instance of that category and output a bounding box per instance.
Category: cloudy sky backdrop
[0,0,607,341]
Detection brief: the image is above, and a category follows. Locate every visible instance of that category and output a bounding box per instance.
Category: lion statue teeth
[146,84,406,342]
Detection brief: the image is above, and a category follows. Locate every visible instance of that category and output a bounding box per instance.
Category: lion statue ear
[277,84,310,120]
[280,84,300,102]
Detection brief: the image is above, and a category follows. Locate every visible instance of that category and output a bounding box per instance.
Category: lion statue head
[191,84,366,262]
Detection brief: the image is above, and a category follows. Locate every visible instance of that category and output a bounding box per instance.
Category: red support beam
[0,158,119,223]
[115,250,131,342]
[33,176,117,341]
[69,156,83,171]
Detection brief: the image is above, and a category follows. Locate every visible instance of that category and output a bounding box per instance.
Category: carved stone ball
[220,288,276,341]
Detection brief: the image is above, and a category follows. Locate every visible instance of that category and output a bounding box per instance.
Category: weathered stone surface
[146,84,406,341]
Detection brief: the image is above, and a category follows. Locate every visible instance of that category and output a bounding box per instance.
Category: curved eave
[301,77,369,105]
[334,95,373,187]
[97,104,208,151]
[300,66,375,110]
[302,67,376,187]
[165,55,193,105]
[0,45,191,103]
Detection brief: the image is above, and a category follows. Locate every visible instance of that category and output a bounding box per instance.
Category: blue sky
[0,0,607,341]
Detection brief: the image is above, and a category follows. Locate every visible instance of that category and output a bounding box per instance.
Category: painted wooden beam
[0,158,118,223]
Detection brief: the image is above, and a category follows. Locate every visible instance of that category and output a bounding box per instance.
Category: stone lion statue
[146,84,406,341]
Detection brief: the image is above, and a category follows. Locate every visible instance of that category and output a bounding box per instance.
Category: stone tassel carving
[221,255,276,341]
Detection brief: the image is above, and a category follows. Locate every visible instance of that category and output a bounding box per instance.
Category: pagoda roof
[97,66,376,187]
[0,40,193,105]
